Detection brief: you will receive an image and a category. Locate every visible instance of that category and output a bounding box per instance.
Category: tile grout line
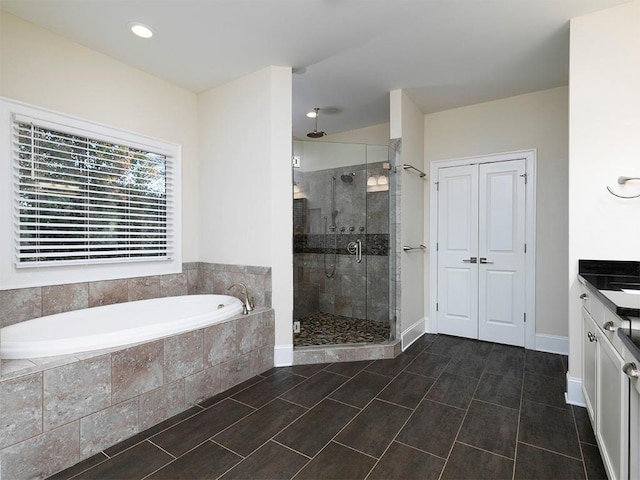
[517,440,586,462]
[64,452,110,480]
[511,368,525,480]
[146,438,177,459]
[569,404,590,479]
[270,438,314,460]
[456,440,517,461]
[205,440,251,480]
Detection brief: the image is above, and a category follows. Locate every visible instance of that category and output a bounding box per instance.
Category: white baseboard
[402,318,427,351]
[274,344,293,367]
[565,374,586,406]
[535,334,569,355]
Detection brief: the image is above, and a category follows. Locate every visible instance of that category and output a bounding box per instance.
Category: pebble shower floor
[293,312,390,347]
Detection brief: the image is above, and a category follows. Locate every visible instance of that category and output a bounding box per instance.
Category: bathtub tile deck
[48,335,606,480]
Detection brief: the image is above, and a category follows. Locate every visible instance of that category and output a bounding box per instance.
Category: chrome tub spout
[227,282,254,314]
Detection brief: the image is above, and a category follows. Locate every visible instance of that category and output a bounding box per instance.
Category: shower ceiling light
[130,23,154,38]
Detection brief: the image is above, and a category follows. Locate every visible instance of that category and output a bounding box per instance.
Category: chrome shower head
[340,173,355,183]
[307,130,326,139]
[306,107,326,138]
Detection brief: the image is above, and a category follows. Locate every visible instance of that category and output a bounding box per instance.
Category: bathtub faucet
[227,282,254,314]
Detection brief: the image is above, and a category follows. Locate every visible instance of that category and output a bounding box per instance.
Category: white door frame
[428,149,537,349]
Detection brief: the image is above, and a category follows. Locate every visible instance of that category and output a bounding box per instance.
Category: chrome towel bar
[401,164,427,178]
[403,245,427,252]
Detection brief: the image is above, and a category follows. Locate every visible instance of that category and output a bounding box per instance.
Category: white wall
[0,12,201,262]
[198,66,293,350]
[390,90,426,334]
[424,86,569,338]
[568,1,640,380]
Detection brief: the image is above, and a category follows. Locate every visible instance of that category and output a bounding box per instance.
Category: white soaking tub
[0,294,243,359]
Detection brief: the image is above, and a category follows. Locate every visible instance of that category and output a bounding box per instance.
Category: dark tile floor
[50,334,607,480]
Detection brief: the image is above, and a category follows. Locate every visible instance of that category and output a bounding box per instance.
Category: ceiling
[0,0,630,139]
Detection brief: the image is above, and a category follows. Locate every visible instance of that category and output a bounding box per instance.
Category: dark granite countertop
[579,260,640,318]
[579,260,640,363]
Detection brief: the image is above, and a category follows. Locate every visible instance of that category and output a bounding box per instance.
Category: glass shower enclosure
[292,140,395,347]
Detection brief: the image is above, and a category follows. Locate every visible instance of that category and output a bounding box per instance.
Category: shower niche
[292,140,395,347]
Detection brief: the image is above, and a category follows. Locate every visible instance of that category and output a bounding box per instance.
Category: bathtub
[0,294,244,359]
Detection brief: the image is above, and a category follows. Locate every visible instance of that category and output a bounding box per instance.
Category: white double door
[436,159,526,346]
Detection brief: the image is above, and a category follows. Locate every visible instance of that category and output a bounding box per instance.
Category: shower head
[340,173,355,183]
[306,107,326,138]
[307,130,326,139]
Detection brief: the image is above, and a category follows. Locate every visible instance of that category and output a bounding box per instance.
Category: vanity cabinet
[580,283,629,480]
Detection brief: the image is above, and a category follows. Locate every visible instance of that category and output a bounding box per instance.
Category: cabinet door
[582,308,597,422]
[623,348,640,480]
[630,386,639,480]
[596,334,629,480]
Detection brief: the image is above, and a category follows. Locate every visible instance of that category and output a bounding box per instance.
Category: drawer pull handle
[602,321,616,332]
[623,362,639,379]
[580,293,588,300]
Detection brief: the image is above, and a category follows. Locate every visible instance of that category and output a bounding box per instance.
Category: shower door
[292,141,392,347]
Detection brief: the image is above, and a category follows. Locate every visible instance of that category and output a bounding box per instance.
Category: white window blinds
[13,116,176,267]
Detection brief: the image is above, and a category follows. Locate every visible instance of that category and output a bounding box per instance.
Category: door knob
[479,257,494,264]
[623,362,639,378]
[462,257,477,264]
[580,293,588,300]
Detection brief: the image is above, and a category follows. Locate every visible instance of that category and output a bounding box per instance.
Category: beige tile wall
[0,262,271,330]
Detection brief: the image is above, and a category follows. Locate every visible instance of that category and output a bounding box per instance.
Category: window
[0,98,181,288]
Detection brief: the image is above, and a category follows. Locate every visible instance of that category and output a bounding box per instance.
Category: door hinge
[435,181,439,191]
[524,243,527,253]
[520,172,528,184]
[524,313,527,323]
[436,242,439,252]
[436,302,439,312]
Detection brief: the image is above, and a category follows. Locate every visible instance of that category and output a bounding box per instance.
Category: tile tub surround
[0,308,275,480]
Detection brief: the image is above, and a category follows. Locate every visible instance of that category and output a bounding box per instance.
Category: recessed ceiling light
[130,23,154,39]
[306,111,317,118]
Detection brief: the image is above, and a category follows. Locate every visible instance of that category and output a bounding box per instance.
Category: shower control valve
[340,226,346,232]
[349,226,355,232]
[359,226,365,232]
